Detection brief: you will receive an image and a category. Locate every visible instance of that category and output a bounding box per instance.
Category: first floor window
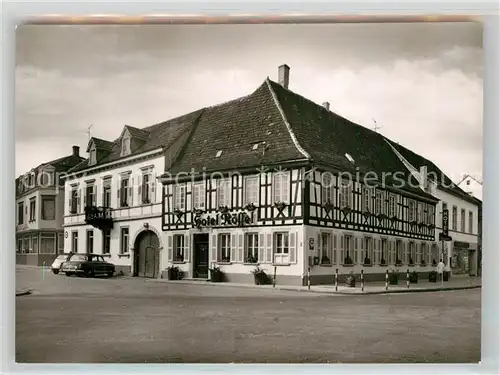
[244,177,259,205]
[103,183,112,208]
[120,227,129,254]
[374,191,383,215]
[41,196,56,220]
[70,189,78,214]
[408,200,416,222]
[339,183,351,209]
[245,233,259,263]
[273,172,290,203]
[86,230,94,254]
[29,198,36,222]
[321,174,333,204]
[452,206,458,230]
[218,180,230,207]
[192,183,205,209]
[320,232,332,264]
[71,232,78,253]
[173,234,185,262]
[142,173,151,204]
[120,178,130,207]
[218,233,231,262]
[388,194,396,217]
[468,211,473,234]
[364,237,373,264]
[174,185,186,210]
[17,202,24,225]
[102,229,111,254]
[460,209,466,232]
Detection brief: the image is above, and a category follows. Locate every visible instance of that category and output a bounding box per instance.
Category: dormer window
[121,135,131,157]
[89,146,97,166]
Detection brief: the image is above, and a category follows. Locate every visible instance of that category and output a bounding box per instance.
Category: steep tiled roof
[124,125,150,141]
[86,137,114,152]
[70,109,204,173]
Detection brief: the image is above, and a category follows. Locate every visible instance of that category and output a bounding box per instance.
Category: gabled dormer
[86,137,114,167]
[119,125,150,157]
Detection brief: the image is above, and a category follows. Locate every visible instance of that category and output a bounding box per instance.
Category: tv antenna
[87,124,93,141]
[373,118,383,133]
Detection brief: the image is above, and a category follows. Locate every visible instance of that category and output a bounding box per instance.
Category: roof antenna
[87,124,93,141]
[373,119,383,133]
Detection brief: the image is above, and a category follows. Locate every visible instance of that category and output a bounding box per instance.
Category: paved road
[15,267,481,363]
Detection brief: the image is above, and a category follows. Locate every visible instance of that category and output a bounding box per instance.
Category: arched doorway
[134,230,160,278]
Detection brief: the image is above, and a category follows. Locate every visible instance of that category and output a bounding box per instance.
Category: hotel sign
[442,209,449,236]
[193,211,254,229]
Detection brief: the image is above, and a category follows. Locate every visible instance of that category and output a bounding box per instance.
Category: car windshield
[56,255,68,260]
[90,256,104,262]
[69,255,88,262]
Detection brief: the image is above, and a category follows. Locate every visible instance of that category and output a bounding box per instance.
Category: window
[40,170,53,186]
[245,233,259,263]
[102,181,112,208]
[41,196,55,220]
[273,172,289,203]
[31,235,39,254]
[120,227,129,254]
[395,240,402,263]
[339,182,351,208]
[218,179,230,207]
[57,233,64,253]
[173,235,185,262]
[418,243,426,264]
[342,235,352,264]
[174,185,186,210]
[362,187,372,212]
[23,237,31,253]
[102,229,111,254]
[40,233,56,254]
[121,135,131,156]
[29,198,36,222]
[408,242,416,264]
[70,189,78,214]
[244,177,259,205]
[274,232,289,264]
[460,209,466,232]
[17,238,22,253]
[417,202,423,222]
[86,230,94,254]
[408,200,416,222]
[85,184,95,207]
[71,231,78,253]
[192,183,205,209]
[218,233,231,262]
[380,239,388,264]
[431,244,438,265]
[428,205,435,226]
[321,174,333,204]
[17,202,24,225]
[469,211,473,234]
[120,178,130,207]
[320,232,332,264]
[388,194,396,217]
[89,146,97,165]
[452,206,457,231]
[142,173,151,204]
[363,237,373,264]
[374,191,383,215]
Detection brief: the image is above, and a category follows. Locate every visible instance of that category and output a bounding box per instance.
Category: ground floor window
[218,233,231,262]
[86,230,94,254]
[245,233,259,263]
[431,243,438,265]
[72,231,78,253]
[320,232,332,264]
[419,243,427,265]
[274,232,289,264]
[342,235,353,264]
[23,237,30,253]
[120,227,129,254]
[31,235,39,254]
[173,234,185,262]
[409,242,416,265]
[40,233,56,254]
[102,229,111,254]
[17,238,22,253]
[57,233,64,254]
[395,240,403,264]
[380,239,388,265]
[363,237,373,265]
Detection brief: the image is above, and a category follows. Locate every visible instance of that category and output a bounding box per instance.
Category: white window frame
[86,230,94,254]
[388,194,396,217]
[468,211,473,234]
[321,174,333,204]
[102,229,111,254]
[173,234,185,262]
[374,191,383,215]
[274,232,289,264]
[363,237,373,264]
[339,182,351,209]
[362,187,372,213]
[395,240,402,263]
[244,176,259,205]
[408,200,416,222]
[192,182,205,209]
[120,227,129,254]
[218,233,231,262]
[71,231,78,253]
[460,209,466,232]
[452,206,458,231]
[380,238,388,265]
[29,197,36,222]
[119,177,130,208]
[320,232,332,264]
[343,235,352,264]
[174,184,186,211]
[89,145,97,165]
[245,233,259,263]
[273,172,290,203]
[409,242,416,265]
[121,135,131,156]
[217,179,231,207]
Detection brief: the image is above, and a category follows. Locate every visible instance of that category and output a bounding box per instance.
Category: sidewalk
[149,274,481,295]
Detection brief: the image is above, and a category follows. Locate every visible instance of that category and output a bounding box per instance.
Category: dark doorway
[134,230,160,278]
[193,233,209,279]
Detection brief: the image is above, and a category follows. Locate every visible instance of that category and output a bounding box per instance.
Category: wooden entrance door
[135,230,160,278]
[193,234,209,279]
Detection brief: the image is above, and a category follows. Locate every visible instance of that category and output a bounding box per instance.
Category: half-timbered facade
[158,65,450,285]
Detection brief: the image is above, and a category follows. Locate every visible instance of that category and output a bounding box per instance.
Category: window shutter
[289,232,296,264]
[77,189,81,213]
[211,234,218,263]
[237,234,243,263]
[150,179,156,204]
[117,185,121,205]
[167,235,173,262]
[266,233,273,263]
[83,189,87,208]
[129,178,134,206]
[68,193,72,214]
[138,183,142,203]
[184,234,190,262]
[340,235,345,263]
[258,233,265,263]
[333,234,337,264]
[354,237,359,264]
[92,185,97,205]
[230,233,237,262]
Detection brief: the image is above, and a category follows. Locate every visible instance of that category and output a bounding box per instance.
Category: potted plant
[244,202,257,212]
[173,208,183,218]
[323,200,334,213]
[409,258,414,266]
[274,201,287,212]
[251,266,270,285]
[428,270,438,282]
[209,266,224,283]
[218,205,230,214]
[420,259,426,266]
[389,269,399,285]
[395,259,402,266]
[363,257,372,266]
[345,271,356,287]
[167,265,180,280]
[380,258,387,266]
[245,255,258,264]
[321,255,331,265]
[344,256,353,265]
[193,208,204,216]
[409,271,419,284]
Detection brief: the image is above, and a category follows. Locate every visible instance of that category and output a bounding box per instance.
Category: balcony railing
[84,205,113,230]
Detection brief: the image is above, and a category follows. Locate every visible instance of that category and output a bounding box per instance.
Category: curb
[150,279,481,296]
[16,289,32,296]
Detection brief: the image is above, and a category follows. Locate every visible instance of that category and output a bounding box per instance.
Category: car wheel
[107,271,113,278]
[52,269,59,275]
[86,269,94,278]
[65,272,72,277]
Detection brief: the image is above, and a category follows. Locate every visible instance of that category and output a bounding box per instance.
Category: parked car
[60,253,115,278]
[50,253,73,274]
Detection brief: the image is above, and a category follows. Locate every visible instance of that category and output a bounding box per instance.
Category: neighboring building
[387,144,482,276]
[159,65,447,285]
[16,146,85,266]
[62,112,202,276]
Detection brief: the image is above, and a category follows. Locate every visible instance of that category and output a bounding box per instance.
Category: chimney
[322,102,330,111]
[72,146,80,157]
[278,64,290,89]
[420,165,428,191]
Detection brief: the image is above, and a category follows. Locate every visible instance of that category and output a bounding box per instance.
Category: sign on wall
[309,238,314,250]
[193,211,253,229]
[442,209,449,236]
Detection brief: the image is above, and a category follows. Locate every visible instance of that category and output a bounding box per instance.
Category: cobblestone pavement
[15,266,481,363]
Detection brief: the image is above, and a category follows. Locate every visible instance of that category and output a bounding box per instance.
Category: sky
[15,22,483,199]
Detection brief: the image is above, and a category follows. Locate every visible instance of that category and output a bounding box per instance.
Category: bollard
[406,269,410,289]
[273,266,277,288]
[385,270,388,291]
[361,269,364,292]
[307,267,311,290]
[335,268,338,292]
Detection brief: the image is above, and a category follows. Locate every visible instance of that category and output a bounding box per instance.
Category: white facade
[63,151,165,275]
